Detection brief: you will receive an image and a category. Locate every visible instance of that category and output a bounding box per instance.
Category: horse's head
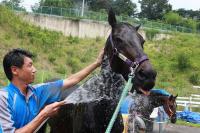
[150,90,177,123]
[105,9,157,94]
[163,94,178,123]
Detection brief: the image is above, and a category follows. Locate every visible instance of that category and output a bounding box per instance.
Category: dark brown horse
[39,9,157,133]
[127,90,177,133]
[105,10,156,94]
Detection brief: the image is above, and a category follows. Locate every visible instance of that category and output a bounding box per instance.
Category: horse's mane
[100,54,113,71]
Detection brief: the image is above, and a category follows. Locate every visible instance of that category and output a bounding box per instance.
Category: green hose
[105,74,134,133]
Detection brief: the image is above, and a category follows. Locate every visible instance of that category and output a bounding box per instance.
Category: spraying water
[64,55,126,105]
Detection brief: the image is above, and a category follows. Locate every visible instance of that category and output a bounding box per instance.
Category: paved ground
[153,123,200,133]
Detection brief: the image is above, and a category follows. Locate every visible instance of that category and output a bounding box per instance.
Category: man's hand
[40,101,65,118]
[15,101,65,133]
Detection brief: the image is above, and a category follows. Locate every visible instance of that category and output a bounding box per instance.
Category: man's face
[15,57,37,84]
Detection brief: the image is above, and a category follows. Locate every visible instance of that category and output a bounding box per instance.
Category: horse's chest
[129,95,151,113]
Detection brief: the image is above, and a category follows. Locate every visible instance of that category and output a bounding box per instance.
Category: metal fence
[3,4,200,34]
[177,94,200,112]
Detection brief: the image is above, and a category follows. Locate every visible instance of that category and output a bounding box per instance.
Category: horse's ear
[108,8,117,28]
[135,24,141,31]
[175,94,178,99]
[169,95,173,100]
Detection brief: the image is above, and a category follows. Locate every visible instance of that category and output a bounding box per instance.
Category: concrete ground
[153,123,200,133]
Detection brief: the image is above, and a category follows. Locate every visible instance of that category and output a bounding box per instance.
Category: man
[0,48,104,133]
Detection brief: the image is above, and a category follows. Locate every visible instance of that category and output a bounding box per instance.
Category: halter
[163,99,176,118]
[109,34,149,73]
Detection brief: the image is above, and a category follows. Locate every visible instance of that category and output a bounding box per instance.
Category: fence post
[189,96,192,111]
[50,7,52,15]
[158,108,163,133]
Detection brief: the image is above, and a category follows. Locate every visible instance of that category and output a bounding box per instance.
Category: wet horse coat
[48,56,125,133]
[46,9,157,133]
[127,90,177,133]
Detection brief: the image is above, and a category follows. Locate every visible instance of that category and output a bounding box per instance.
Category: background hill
[0,6,200,97]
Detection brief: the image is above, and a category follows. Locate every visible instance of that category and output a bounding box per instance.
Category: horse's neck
[100,55,112,72]
[100,55,122,78]
[129,93,152,113]
[150,95,167,108]
[77,55,125,99]
[99,55,126,97]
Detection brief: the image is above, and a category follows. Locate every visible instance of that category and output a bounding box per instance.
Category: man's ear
[11,66,19,76]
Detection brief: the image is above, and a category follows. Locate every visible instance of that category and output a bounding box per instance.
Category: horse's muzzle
[170,114,177,123]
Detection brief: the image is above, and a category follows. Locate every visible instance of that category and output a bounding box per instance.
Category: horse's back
[48,98,124,133]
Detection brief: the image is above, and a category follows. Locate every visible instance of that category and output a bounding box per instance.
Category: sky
[1,0,200,12]
[132,0,200,11]
[168,0,200,10]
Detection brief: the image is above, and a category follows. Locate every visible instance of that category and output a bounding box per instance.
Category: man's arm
[15,101,64,133]
[62,48,104,89]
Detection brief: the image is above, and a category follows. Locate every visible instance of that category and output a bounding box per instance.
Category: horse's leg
[143,115,153,133]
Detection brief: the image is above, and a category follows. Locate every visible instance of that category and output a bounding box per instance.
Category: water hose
[105,74,134,133]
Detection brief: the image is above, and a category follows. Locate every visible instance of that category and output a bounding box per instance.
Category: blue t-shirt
[0,80,63,133]
[120,95,134,114]
[0,123,3,133]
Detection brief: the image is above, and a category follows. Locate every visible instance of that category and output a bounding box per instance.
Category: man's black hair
[3,48,34,81]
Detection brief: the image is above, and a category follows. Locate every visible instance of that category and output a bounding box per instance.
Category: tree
[197,22,200,31]
[39,0,74,8]
[32,0,75,14]
[139,0,172,20]
[175,8,200,20]
[1,0,25,11]
[163,11,182,25]
[88,0,113,13]
[89,0,137,17]
[112,0,137,16]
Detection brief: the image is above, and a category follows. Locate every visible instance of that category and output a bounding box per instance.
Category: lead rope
[105,67,136,133]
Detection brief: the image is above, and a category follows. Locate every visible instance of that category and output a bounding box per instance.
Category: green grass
[1,5,200,130]
[0,5,104,86]
[176,119,200,128]
[144,32,200,96]
[0,5,200,97]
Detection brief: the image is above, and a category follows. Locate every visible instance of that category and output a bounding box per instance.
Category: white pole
[81,0,85,17]
[189,96,192,111]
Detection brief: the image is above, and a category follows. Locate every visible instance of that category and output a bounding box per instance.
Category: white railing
[193,86,200,89]
[177,94,200,112]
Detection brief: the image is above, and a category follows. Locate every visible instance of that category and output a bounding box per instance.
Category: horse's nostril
[138,69,157,80]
